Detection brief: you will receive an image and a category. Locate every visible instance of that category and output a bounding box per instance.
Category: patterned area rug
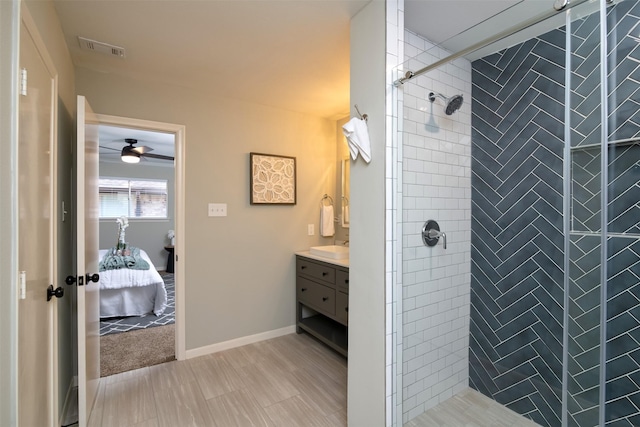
[99,271,175,336]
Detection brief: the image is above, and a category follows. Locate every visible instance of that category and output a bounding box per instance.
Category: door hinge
[18,271,26,300]
[20,68,27,96]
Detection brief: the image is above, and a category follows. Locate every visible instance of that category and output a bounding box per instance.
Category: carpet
[100,324,176,377]
[99,271,175,336]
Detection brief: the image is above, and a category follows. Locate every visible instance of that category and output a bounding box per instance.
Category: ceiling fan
[100,138,175,164]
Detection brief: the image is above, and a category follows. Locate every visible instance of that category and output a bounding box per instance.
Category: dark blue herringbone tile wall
[470,27,566,427]
[606,237,640,426]
[471,2,640,426]
[607,1,640,142]
[567,234,601,427]
[605,3,640,426]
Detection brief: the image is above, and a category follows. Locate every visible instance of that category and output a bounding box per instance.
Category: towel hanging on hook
[343,105,371,163]
[354,104,368,122]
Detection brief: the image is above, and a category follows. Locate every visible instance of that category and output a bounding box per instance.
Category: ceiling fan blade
[132,145,154,154]
[141,153,175,161]
[99,145,121,152]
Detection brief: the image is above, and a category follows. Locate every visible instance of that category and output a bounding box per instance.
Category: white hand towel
[342,117,371,163]
[321,205,335,237]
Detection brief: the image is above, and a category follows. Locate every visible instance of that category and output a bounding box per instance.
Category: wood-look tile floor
[405,388,541,427]
[86,332,540,427]
[88,332,347,427]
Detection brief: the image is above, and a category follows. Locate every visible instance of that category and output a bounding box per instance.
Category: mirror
[341,157,350,228]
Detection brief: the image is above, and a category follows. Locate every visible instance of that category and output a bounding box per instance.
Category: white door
[76,95,101,426]
[17,14,57,427]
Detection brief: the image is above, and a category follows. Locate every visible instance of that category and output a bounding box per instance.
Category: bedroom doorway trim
[94,113,186,360]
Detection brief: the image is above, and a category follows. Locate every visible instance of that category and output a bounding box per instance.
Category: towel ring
[321,194,334,207]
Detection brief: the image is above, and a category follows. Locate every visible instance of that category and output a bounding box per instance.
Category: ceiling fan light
[121,154,140,163]
[121,146,140,163]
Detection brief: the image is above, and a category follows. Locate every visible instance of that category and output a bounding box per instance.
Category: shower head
[429,92,464,115]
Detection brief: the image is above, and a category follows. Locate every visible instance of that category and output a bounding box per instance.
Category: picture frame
[250,152,297,205]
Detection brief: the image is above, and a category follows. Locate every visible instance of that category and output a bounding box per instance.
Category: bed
[98,248,168,318]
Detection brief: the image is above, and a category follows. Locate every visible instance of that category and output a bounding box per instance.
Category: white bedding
[98,248,167,318]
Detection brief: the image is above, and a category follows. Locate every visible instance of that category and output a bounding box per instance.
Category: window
[99,177,168,219]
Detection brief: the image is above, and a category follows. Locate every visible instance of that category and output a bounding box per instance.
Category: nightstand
[164,245,174,273]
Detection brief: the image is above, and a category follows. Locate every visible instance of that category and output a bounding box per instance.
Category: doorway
[94,114,186,377]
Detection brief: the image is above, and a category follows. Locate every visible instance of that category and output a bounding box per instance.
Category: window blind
[99,177,168,219]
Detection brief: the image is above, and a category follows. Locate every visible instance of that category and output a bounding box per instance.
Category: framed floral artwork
[250,152,297,205]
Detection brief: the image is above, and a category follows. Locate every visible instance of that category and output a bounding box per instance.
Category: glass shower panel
[605,1,640,425]
[567,1,603,426]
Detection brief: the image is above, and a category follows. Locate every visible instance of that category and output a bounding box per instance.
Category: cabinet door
[336,291,349,325]
[336,270,349,293]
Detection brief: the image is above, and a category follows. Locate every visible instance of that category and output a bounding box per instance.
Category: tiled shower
[393,1,640,426]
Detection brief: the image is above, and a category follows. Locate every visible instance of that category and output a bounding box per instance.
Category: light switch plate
[208,203,227,217]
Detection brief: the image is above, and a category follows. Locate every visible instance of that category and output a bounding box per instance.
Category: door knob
[65,275,76,285]
[86,273,99,284]
[47,285,64,301]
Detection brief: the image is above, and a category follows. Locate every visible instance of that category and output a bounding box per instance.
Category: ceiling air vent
[77,36,126,58]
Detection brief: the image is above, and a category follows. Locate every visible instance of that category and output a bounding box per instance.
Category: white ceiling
[53,0,370,120]
[53,0,563,155]
[405,0,566,61]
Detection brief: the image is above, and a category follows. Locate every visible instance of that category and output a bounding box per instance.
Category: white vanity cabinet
[295,254,348,356]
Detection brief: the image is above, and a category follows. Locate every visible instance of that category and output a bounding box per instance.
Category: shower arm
[428,92,447,103]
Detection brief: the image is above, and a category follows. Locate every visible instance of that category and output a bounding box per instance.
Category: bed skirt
[100,283,167,318]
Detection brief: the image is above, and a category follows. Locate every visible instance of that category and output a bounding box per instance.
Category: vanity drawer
[297,258,335,285]
[297,277,335,316]
[336,291,348,325]
[336,270,349,292]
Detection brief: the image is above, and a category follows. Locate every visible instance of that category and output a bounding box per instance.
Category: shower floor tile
[405,388,541,427]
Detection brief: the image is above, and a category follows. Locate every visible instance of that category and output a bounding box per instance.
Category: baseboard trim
[185,325,296,359]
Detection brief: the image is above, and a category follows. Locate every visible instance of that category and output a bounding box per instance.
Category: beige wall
[77,68,339,349]
[99,161,176,269]
[347,1,387,425]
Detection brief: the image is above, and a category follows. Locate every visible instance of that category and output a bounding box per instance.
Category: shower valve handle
[422,220,446,249]
[428,229,447,250]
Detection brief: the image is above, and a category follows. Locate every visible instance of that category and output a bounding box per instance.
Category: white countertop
[295,251,349,268]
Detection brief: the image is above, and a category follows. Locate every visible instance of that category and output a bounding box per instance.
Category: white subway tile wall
[386,1,404,426]
[399,30,472,424]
